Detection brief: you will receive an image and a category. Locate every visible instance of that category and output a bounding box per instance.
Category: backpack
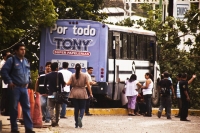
[160,79,171,96]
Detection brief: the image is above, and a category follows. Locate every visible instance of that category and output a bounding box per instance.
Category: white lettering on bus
[50,24,68,35]
[73,25,96,36]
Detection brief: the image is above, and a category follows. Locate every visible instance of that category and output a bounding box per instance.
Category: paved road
[1,114,200,133]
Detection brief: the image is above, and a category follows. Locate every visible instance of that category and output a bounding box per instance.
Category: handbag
[55,72,70,104]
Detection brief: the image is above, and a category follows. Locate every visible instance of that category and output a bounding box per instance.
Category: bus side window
[130,34,135,59]
[143,35,147,60]
[122,33,127,59]
[108,31,113,58]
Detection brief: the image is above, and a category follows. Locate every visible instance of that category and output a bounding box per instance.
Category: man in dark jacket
[44,62,65,127]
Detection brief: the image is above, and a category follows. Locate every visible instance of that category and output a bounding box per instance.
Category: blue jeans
[60,92,69,117]
[72,99,86,127]
[143,94,152,116]
[40,95,50,121]
[158,96,171,118]
[9,86,33,131]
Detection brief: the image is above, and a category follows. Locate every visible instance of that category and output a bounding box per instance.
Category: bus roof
[106,24,156,36]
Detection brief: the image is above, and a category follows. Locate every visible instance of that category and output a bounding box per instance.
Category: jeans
[158,96,171,118]
[72,99,86,127]
[9,86,33,131]
[40,95,50,121]
[143,94,152,116]
[47,98,61,124]
[60,92,69,117]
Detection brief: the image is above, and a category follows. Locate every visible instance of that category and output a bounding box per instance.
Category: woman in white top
[141,73,153,117]
[125,74,142,116]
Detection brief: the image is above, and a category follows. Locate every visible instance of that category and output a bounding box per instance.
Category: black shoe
[45,120,51,123]
[85,113,92,116]
[60,116,67,119]
[175,115,180,118]
[180,119,191,122]
[42,116,45,121]
[25,130,35,133]
[143,114,152,117]
[167,117,172,119]
[52,122,59,127]
[11,130,20,133]
[157,111,161,118]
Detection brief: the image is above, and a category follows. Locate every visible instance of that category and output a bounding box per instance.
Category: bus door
[112,31,121,100]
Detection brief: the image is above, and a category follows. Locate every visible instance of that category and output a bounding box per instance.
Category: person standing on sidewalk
[125,74,142,116]
[44,62,66,127]
[157,72,176,119]
[35,62,51,123]
[58,62,72,118]
[85,67,96,116]
[67,63,92,128]
[0,51,11,116]
[1,43,35,133]
[141,73,153,117]
[175,73,196,118]
[179,73,196,121]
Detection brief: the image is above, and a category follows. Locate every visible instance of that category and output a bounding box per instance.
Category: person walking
[85,67,96,116]
[44,62,66,127]
[1,43,35,133]
[66,63,92,128]
[141,73,153,117]
[157,72,176,119]
[179,73,196,121]
[125,74,142,116]
[58,62,72,118]
[35,62,51,123]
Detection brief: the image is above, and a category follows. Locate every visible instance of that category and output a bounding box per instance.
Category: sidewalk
[65,107,200,116]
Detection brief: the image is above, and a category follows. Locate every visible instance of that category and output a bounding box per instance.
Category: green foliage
[30,69,38,90]
[0,0,58,70]
[52,0,107,21]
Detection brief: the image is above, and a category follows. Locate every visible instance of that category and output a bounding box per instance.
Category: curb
[66,108,200,116]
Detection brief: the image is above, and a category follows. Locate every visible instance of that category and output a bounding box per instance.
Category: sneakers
[78,117,82,128]
[157,111,161,118]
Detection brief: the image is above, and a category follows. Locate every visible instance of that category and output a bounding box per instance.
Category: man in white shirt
[58,62,72,118]
[0,51,10,115]
[85,67,96,116]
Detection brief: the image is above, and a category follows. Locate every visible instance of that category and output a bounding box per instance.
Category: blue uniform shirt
[1,55,30,85]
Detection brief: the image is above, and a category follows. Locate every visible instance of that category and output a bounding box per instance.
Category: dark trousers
[0,88,10,116]
[9,87,33,131]
[158,96,171,118]
[143,94,152,116]
[180,98,189,120]
[177,98,182,116]
[85,87,90,114]
[72,99,86,127]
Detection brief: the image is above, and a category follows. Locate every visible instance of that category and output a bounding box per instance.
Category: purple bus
[40,19,161,107]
